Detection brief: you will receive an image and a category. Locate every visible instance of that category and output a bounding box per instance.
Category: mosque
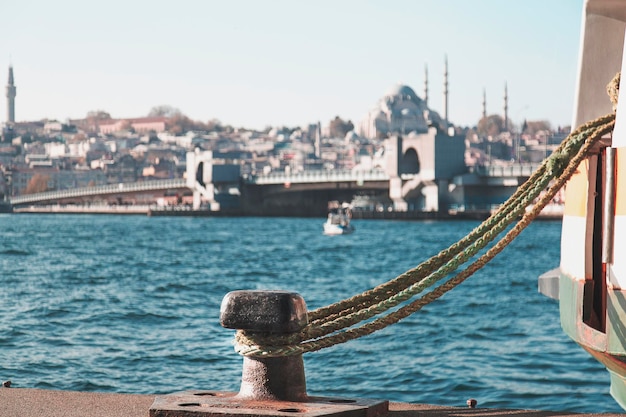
[357,59,451,139]
[351,58,519,214]
[357,57,509,139]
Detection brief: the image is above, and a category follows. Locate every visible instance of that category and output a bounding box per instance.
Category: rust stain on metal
[149,391,389,417]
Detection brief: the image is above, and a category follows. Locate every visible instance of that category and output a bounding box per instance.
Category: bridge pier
[383,130,466,213]
[186,150,220,211]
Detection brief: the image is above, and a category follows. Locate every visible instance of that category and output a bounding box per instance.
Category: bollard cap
[220,290,308,333]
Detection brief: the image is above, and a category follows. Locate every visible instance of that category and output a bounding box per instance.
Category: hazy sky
[2,0,584,131]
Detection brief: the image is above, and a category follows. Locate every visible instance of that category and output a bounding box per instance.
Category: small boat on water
[323,202,354,235]
[539,0,626,409]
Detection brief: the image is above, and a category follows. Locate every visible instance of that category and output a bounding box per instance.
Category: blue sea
[0,214,623,413]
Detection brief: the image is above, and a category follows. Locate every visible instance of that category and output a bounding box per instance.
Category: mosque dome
[384,84,422,104]
[357,83,432,138]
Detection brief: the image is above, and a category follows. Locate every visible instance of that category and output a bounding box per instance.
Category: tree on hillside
[167,113,211,135]
[86,110,112,120]
[148,106,221,134]
[84,110,113,133]
[206,118,224,132]
[85,111,111,128]
[524,120,552,135]
[24,174,50,194]
[329,116,354,138]
[477,115,506,138]
[148,105,182,118]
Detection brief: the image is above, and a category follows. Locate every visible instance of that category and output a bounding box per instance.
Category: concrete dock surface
[0,388,624,417]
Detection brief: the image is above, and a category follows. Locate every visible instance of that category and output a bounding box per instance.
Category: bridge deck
[8,164,542,206]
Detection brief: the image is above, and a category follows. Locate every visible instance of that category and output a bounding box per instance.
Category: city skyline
[2,0,583,130]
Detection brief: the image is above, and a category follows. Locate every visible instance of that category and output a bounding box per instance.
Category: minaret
[423,64,429,106]
[443,55,449,126]
[6,66,16,124]
[314,121,321,158]
[482,88,487,119]
[503,82,509,132]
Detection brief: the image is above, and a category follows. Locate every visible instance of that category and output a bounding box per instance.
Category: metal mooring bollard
[220,290,309,402]
[150,290,389,417]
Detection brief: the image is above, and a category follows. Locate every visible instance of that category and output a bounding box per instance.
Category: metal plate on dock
[149,391,389,417]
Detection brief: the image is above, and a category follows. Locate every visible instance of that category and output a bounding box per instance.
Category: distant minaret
[6,66,16,123]
[503,82,509,132]
[423,64,429,106]
[314,121,321,158]
[442,55,449,126]
[482,88,487,119]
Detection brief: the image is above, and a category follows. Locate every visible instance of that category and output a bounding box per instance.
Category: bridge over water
[8,169,391,206]
[8,162,542,216]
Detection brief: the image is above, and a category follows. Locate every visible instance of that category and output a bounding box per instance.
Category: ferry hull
[583,346,626,410]
[558,272,626,408]
[542,0,626,408]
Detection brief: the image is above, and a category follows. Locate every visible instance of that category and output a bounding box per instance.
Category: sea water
[0,214,622,413]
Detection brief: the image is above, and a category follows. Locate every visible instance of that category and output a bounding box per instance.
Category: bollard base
[149,391,389,417]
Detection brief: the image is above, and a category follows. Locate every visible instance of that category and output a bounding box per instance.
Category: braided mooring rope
[234,74,619,358]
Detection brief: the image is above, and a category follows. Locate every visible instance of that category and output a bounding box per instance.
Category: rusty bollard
[150,290,389,417]
[220,290,309,402]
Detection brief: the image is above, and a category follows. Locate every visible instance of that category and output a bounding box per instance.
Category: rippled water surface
[0,214,623,413]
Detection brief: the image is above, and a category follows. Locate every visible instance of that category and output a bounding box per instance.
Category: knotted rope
[234,74,619,358]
